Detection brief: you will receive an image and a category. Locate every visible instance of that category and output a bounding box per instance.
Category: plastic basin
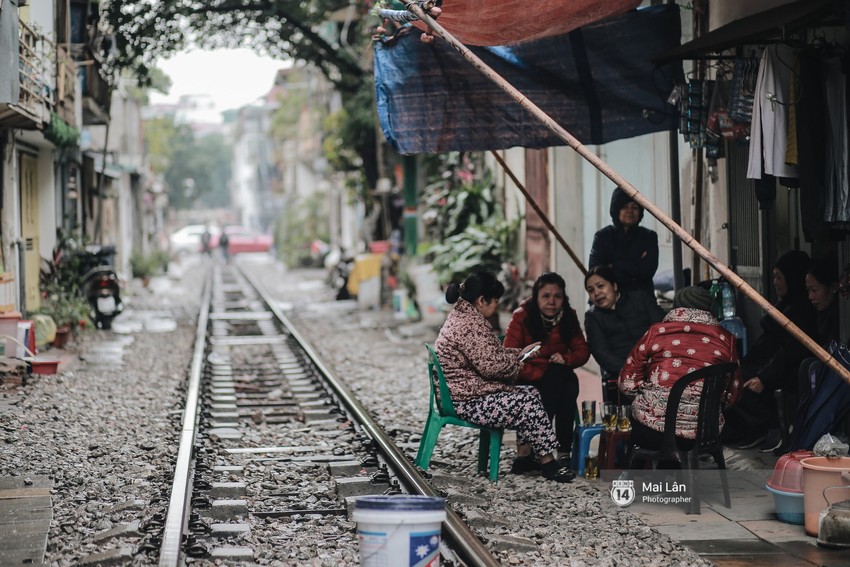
[26,357,59,375]
[765,484,805,525]
[767,450,815,493]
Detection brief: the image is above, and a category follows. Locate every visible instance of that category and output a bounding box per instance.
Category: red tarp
[412,0,642,46]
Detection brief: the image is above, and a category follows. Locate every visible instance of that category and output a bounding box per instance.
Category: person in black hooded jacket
[728,250,819,452]
[589,187,659,296]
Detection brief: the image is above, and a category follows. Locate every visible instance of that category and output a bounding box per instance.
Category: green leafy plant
[429,216,521,286]
[44,112,80,148]
[36,284,90,330]
[130,251,157,279]
[274,193,329,268]
[421,153,501,244]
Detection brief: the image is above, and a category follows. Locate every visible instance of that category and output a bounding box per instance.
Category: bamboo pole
[489,150,587,275]
[403,2,850,384]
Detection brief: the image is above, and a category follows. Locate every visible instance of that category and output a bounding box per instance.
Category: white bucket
[392,289,409,320]
[353,495,446,567]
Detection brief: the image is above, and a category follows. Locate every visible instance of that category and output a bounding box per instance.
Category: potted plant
[130,251,156,286]
[36,290,90,347]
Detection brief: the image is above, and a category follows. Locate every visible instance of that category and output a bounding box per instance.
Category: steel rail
[241,267,502,567]
[159,271,212,566]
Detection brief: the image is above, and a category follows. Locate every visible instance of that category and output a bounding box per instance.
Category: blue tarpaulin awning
[374,4,684,154]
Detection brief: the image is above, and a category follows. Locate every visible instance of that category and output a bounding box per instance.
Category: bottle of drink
[708,279,721,318]
[721,281,735,319]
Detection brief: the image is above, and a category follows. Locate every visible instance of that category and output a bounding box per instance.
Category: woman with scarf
[504,272,590,468]
[435,271,576,482]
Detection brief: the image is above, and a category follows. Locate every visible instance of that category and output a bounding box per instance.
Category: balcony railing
[80,56,111,124]
[18,20,54,115]
[55,45,77,126]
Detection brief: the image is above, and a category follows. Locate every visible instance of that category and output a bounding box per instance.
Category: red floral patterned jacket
[619,307,740,439]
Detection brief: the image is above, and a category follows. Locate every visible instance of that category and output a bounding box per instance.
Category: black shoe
[758,429,782,453]
[772,442,789,457]
[510,454,541,474]
[541,461,576,483]
[737,431,767,450]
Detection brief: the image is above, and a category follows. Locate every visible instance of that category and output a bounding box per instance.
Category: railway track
[157,264,501,565]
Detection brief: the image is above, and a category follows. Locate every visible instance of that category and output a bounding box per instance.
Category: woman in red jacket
[505,272,590,469]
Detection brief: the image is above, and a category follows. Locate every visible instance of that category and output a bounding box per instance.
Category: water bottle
[721,281,735,319]
[708,279,721,317]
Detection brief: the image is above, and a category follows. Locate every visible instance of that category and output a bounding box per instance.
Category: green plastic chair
[415,343,504,481]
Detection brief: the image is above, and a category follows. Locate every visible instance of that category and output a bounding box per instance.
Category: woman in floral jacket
[619,286,739,450]
[504,272,589,465]
[435,271,575,482]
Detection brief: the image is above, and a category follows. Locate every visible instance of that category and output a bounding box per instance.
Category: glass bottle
[708,279,721,318]
[721,281,735,319]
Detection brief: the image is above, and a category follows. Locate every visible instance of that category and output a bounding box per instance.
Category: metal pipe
[669,129,684,290]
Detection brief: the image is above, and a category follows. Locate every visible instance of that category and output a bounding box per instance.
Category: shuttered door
[726,143,763,339]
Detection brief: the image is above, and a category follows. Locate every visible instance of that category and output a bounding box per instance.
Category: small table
[571,424,603,477]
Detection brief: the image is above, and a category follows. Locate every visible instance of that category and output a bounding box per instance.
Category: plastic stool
[571,424,603,477]
[598,429,632,471]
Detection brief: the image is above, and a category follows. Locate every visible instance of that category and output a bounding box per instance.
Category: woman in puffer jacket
[589,186,659,296]
[619,286,739,451]
[504,272,589,465]
[435,271,575,482]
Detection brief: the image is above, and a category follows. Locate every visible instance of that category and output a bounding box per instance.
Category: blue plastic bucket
[765,484,805,525]
[353,495,446,567]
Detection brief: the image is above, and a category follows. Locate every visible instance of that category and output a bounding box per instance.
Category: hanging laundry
[728,56,757,124]
[795,48,828,241]
[746,45,800,180]
[822,56,849,224]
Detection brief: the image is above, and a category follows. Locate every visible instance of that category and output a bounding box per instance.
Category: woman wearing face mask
[583,265,665,402]
[435,271,576,483]
[504,272,590,468]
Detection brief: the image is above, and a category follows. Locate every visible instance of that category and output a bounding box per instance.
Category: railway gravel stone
[0,260,205,566]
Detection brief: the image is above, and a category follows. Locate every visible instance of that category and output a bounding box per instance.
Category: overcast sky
[147,48,290,114]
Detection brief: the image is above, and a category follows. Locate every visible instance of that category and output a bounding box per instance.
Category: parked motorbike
[82,265,123,330]
[324,248,354,300]
[75,245,123,330]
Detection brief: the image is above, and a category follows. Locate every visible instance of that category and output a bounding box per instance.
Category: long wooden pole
[489,150,587,275]
[404,2,850,384]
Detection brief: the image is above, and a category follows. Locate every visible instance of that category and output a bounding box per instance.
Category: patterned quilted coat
[619,307,739,439]
[435,299,524,402]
